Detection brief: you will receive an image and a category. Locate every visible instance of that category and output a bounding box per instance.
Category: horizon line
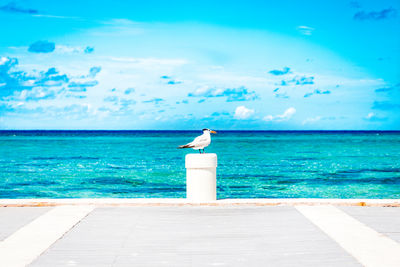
[1,129,400,132]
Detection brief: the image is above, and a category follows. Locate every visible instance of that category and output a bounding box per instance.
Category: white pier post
[185,153,217,202]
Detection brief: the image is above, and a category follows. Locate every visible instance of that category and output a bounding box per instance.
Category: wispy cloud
[176,99,189,104]
[302,116,337,125]
[62,104,91,116]
[188,86,259,102]
[281,75,314,86]
[375,84,399,93]
[275,93,289,99]
[84,46,94,54]
[88,67,101,78]
[264,107,296,122]
[100,97,136,113]
[110,57,187,66]
[120,99,136,107]
[124,88,135,95]
[303,89,331,97]
[18,88,57,101]
[35,71,69,87]
[0,2,38,14]
[28,41,55,53]
[32,14,79,19]
[142,98,164,104]
[297,26,315,35]
[68,80,98,92]
[364,112,387,122]
[167,80,182,85]
[0,56,141,122]
[211,111,230,117]
[0,57,69,98]
[269,67,291,76]
[66,94,86,99]
[103,18,140,26]
[234,106,254,119]
[302,116,321,125]
[160,75,182,85]
[354,7,397,21]
[56,45,94,54]
[375,87,392,93]
[104,96,118,102]
[0,2,82,21]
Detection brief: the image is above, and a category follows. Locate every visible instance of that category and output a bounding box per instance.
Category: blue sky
[0,0,399,130]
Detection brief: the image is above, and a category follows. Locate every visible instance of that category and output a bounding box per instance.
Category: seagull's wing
[178,133,207,149]
[190,134,210,148]
[191,134,208,144]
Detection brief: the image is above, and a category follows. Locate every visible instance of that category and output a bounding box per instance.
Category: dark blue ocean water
[0,130,399,199]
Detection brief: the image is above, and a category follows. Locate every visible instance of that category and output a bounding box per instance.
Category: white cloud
[103,18,141,26]
[364,112,387,122]
[302,116,321,125]
[365,112,374,119]
[0,57,9,65]
[189,86,215,96]
[234,106,254,119]
[264,107,296,122]
[297,26,315,35]
[109,57,187,66]
[188,86,258,101]
[56,45,86,54]
[32,14,80,19]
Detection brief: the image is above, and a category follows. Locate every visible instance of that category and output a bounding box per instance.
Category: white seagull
[178,128,217,154]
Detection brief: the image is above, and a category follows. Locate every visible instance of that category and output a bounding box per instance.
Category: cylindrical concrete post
[185,153,217,202]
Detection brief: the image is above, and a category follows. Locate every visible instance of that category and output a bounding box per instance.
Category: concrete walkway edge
[0,205,94,267]
[296,205,400,267]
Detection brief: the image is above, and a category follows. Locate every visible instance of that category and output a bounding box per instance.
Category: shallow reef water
[1,130,399,199]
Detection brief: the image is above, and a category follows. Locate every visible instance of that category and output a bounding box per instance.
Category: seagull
[178,128,217,154]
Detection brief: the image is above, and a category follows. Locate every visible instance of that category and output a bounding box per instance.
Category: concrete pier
[0,200,400,267]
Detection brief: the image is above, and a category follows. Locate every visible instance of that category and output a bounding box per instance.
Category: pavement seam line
[0,205,94,267]
[296,205,400,267]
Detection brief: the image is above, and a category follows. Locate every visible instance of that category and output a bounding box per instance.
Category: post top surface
[186,153,217,158]
[185,153,217,168]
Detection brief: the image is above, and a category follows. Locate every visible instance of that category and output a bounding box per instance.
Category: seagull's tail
[178,144,194,149]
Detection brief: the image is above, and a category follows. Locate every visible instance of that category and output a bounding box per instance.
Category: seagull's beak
[210,130,217,134]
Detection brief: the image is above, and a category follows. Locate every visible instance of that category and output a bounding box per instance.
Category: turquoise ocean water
[0,131,399,199]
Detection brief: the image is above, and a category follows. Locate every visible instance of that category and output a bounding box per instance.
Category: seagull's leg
[199,149,201,154]
[203,149,205,153]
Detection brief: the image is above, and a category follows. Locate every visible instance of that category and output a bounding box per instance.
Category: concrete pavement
[0,202,399,266]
